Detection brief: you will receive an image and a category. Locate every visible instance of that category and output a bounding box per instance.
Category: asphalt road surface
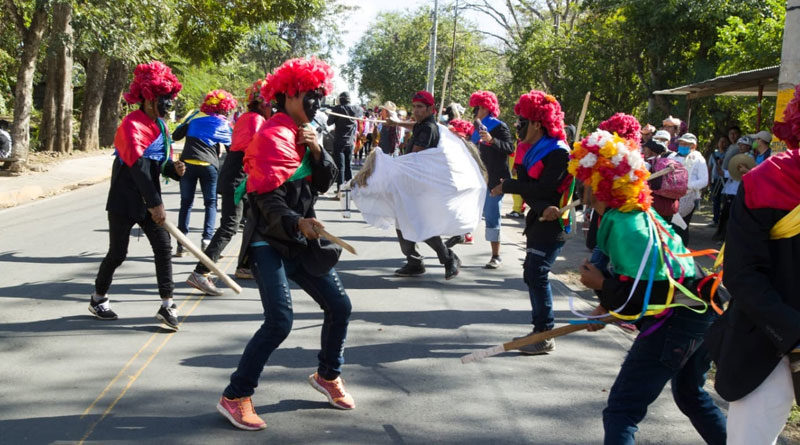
[0,179,723,444]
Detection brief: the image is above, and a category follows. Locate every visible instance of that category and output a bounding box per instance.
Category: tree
[39,0,74,153]
[346,6,507,115]
[3,0,50,171]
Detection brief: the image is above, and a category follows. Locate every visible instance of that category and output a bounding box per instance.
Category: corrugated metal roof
[653,66,780,99]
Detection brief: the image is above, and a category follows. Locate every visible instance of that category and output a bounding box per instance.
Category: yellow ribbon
[771,203,800,240]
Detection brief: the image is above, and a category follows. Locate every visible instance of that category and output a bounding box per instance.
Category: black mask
[303,89,324,122]
[472,106,480,118]
[515,118,529,140]
[157,96,173,117]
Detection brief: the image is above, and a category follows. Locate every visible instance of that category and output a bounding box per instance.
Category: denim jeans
[603,308,726,445]
[590,246,611,276]
[178,163,218,240]
[523,241,564,332]
[224,244,352,399]
[194,182,244,274]
[333,145,353,187]
[483,193,503,242]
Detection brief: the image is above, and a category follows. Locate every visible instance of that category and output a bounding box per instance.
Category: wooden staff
[575,92,591,139]
[314,226,357,255]
[460,315,617,364]
[647,165,674,181]
[324,110,386,124]
[539,200,582,222]
[163,220,242,294]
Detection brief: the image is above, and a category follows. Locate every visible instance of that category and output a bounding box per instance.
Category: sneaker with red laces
[308,372,355,410]
[464,233,474,244]
[217,396,267,431]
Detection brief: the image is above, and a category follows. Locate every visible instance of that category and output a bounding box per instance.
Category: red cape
[244,112,306,194]
[230,111,266,153]
[743,149,800,211]
[114,110,162,167]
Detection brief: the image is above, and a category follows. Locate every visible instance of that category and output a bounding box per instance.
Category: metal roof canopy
[653,66,780,100]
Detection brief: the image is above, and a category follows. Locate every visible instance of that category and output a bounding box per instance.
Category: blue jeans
[483,193,503,242]
[224,244,352,399]
[590,246,610,276]
[523,241,564,332]
[603,308,726,445]
[178,163,218,240]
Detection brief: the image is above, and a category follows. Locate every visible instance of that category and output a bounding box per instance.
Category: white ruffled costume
[351,124,487,242]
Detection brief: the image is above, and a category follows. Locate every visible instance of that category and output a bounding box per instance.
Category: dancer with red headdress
[217,57,354,431]
[173,89,237,256]
[185,80,272,295]
[89,61,185,330]
[491,90,572,355]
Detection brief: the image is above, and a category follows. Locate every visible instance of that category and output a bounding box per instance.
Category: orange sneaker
[308,372,355,410]
[216,396,267,431]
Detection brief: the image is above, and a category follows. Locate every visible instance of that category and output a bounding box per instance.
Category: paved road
[0,179,721,444]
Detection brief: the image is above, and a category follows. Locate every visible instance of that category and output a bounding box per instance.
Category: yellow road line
[79,254,238,443]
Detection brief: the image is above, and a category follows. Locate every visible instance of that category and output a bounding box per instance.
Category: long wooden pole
[163,220,242,294]
[461,316,617,364]
[575,92,591,139]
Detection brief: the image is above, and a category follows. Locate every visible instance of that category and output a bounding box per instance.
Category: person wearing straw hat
[706,85,800,445]
[377,101,400,155]
[713,136,753,242]
[571,129,725,445]
[640,123,656,143]
[217,57,356,431]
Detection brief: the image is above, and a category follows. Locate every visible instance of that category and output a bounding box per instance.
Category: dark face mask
[157,96,173,117]
[303,89,324,122]
[515,118,529,140]
[472,106,480,118]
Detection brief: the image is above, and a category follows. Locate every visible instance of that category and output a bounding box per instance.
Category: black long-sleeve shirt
[106,156,181,221]
[501,148,569,244]
[477,121,514,188]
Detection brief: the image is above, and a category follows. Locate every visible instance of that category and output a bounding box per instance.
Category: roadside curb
[0,173,110,209]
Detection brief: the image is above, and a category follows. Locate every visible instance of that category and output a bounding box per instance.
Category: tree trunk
[6,2,49,171]
[99,59,129,147]
[40,50,57,152]
[77,52,108,151]
[52,1,74,153]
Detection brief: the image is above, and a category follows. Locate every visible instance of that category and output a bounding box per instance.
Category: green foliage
[346,6,508,117]
[713,0,784,75]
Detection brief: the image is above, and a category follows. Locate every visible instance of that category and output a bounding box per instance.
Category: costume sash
[230,112,266,152]
[184,113,233,147]
[114,110,169,167]
[743,149,800,211]
[470,116,501,144]
[521,136,569,177]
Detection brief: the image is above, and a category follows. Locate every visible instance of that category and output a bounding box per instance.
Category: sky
[329,0,507,101]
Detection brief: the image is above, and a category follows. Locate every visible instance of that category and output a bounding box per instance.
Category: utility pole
[426,0,439,93]
[773,0,800,151]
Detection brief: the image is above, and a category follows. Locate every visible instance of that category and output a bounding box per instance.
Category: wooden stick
[460,316,617,364]
[163,220,242,294]
[315,227,357,255]
[575,92,591,139]
[324,110,386,124]
[647,165,674,181]
[539,199,582,222]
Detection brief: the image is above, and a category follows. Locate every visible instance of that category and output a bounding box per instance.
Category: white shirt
[672,150,708,217]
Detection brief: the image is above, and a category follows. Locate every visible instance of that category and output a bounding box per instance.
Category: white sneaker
[186,271,223,296]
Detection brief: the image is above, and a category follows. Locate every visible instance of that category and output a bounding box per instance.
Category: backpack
[650,156,688,199]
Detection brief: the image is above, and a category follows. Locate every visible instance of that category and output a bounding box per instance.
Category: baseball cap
[677,133,697,145]
[412,90,435,106]
[753,130,772,143]
[737,136,753,146]
[653,130,671,142]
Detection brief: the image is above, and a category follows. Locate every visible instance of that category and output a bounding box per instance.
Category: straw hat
[729,153,756,181]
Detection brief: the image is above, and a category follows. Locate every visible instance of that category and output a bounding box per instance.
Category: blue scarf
[471,116,502,144]
[186,114,233,147]
[522,135,568,171]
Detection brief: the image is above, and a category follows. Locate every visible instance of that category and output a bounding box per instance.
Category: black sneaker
[156,303,179,331]
[394,263,426,277]
[89,296,118,320]
[444,235,465,248]
[444,253,461,280]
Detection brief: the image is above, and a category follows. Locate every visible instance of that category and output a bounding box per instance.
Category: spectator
[652,130,671,145]
[640,124,656,143]
[327,91,363,194]
[672,133,708,246]
[662,115,681,150]
[707,136,728,227]
[713,135,752,242]
[752,130,773,165]
[721,125,742,173]
[377,101,400,155]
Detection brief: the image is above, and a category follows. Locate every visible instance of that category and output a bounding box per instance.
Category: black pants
[714,195,736,240]
[396,230,453,266]
[95,211,173,298]
[333,145,353,188]
[195,150,249,274]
